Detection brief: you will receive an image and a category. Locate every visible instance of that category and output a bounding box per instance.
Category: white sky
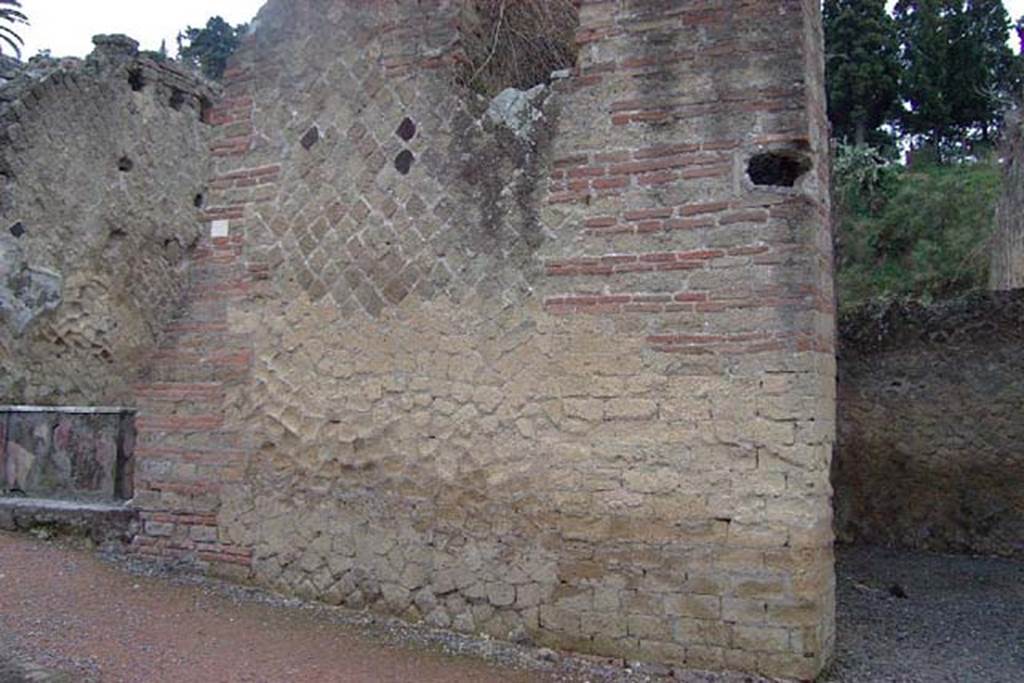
[19,1,267,59]
[15,0,1024,60]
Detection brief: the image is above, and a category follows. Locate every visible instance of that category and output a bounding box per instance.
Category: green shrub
[834,144,1001,312]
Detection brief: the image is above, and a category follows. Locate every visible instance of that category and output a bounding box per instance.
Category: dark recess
[127,68,146,92]
[394,150,415,175]
[9,221,24,238]
[169,89,186,110]
[748,152,810,188]
[199,96,214,125]
[396,117,417,141]
[117,156,134,172]
[301,126,320,150]
[194,192,205,208]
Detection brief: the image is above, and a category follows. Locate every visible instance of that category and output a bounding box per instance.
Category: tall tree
[895,0,955,151]
[0,0,27,58]
[949,0,1020,139]
[824,0,902,147]
[895,0,1019,156]
[177,17,247,81]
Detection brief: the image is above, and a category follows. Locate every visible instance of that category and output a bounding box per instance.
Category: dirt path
[0,532,549,683]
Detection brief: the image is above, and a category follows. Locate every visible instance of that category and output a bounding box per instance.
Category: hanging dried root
[457,0,579,97]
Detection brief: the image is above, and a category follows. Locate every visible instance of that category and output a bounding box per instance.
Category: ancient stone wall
[991,112,1024,290]
[0,36,214,405]
[131,1,836,678]
[834,292,1024,558]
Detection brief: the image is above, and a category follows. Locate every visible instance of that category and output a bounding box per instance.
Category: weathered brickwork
[835,293,1024,559]
[0,36,214,405]
[128,1,836,678]
[131,231,256,571]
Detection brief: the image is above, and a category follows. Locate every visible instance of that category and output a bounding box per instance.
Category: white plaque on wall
[211,220,230,238]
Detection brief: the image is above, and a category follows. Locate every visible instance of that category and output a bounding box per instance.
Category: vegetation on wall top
[833,145,1001,312]
[457,0,579,97]
[176,16,247,81]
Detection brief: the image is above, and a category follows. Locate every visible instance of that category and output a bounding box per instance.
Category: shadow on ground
[826,545,1024,682]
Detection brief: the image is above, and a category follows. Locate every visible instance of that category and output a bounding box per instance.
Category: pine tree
[824,0,902,147]
[949,0,1020,141]
[895,0,953,151]
[895,0,1019,156]
[177,17,248,81]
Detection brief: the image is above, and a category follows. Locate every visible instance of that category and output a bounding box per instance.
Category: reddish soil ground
[0,531,545,683]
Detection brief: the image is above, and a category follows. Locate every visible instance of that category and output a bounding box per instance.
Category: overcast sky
[16,0,1024,60]
[20,1,266,59]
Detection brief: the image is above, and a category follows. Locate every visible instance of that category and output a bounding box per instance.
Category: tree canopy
[176,16,247,81]
[894,0,1019,155]
[824,0,902,148]
[828,2,1015,310]
[826,0,1022,157]
[0,0,27,58]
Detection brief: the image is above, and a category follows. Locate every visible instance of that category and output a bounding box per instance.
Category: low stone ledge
[0,497,139,545]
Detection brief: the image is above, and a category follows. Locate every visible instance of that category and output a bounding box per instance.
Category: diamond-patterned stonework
[235,3,549,318]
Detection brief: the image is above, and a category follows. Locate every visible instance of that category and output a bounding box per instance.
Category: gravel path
[0,531,541,683]
[2,532,1022,683]
[826,545,1024,682]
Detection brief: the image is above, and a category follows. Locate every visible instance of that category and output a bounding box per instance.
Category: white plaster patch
[211,220,230,238]
[486,85,546,140]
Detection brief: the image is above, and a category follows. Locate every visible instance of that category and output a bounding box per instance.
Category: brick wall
[130,234,256,572]
[133,1,836,678]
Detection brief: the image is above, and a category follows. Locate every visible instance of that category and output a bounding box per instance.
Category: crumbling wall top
[0,34,215,405]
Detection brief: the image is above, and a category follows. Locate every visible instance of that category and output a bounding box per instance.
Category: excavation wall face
[835,293,1024,558]
[0,37,213,406]
[132,1,836,678]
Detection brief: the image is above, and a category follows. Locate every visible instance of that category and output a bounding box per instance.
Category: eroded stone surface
[0,240,63,335]
[0,497,138,545]
[487,85,547,140]
[0,40,214,405]
[992,112,1024,290]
